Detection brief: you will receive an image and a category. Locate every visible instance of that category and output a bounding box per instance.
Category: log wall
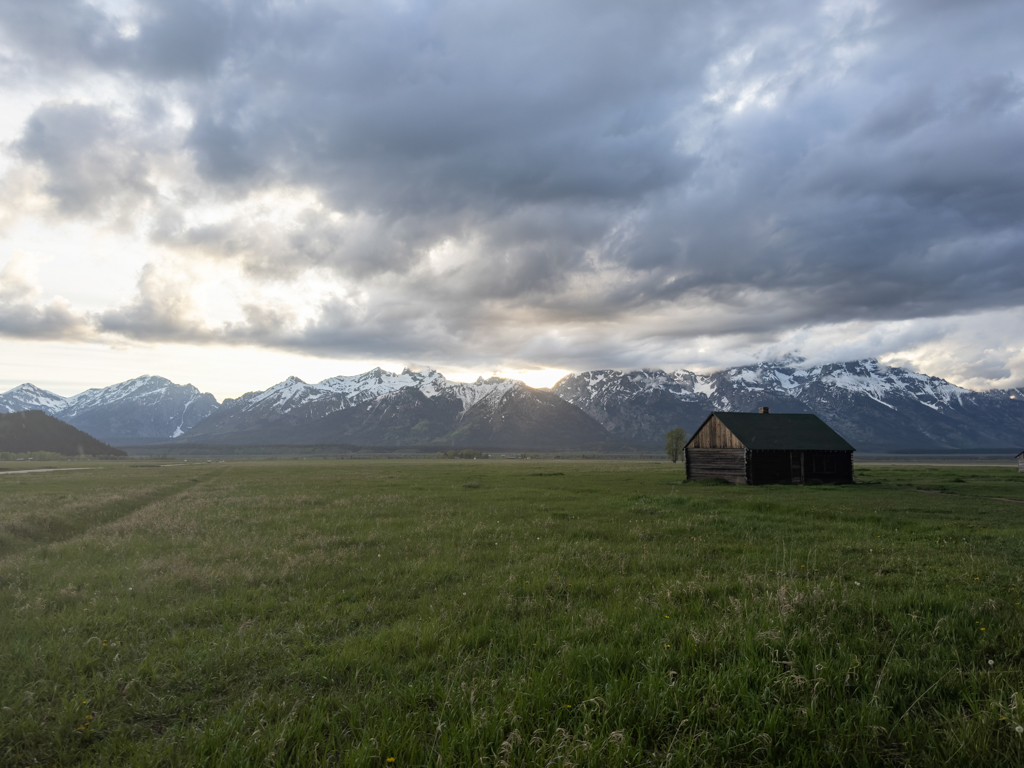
[686,448,748,484]
[747,450,854,485]
[749,450,792,485]
[804,451,854,484]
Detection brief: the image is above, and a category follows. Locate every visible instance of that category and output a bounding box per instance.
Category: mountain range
[180,368,611,449]
[554,359,1024,451]
[2,359,1022,451]
[0,377,218,443]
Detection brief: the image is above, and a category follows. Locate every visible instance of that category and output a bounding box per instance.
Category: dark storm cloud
[150,208,432,280]
[0,0,229,78]
[175,0,705,215]
[13,102,158,218]
[2,0,1024,371]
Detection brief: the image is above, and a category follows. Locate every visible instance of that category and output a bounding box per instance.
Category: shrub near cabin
[684,407,855,485]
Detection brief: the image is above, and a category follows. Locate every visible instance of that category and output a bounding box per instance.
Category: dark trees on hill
[0,411,126,456]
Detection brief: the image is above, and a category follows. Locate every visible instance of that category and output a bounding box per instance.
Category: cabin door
[790,451,804,484]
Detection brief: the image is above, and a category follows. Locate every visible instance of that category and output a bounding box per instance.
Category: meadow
[1,459,1023,766]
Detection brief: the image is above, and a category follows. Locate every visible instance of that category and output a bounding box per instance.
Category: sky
[1,0,1023,400]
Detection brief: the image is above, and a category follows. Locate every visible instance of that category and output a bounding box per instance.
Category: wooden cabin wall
[749,451,792,485]
[802,451,854,484]
[843,451,854,482]
[1018,455,1023,473]
[688,416,744,449]
[686,448,748,484]
[749,450,854,485]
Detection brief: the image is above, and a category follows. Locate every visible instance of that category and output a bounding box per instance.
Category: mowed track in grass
[1,460,1023,766]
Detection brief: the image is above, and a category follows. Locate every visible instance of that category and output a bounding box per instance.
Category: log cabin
[1017,450,1023,473]
[684,407,855,485]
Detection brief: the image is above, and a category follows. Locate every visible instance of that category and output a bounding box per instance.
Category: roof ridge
[703,410,856,451]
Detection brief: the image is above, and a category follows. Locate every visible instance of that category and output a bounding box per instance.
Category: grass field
[2,459,1023,766]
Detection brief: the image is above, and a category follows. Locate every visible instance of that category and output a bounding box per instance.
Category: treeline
[1,451,68,461]
[437,449,491,459]
[0,451,120,461]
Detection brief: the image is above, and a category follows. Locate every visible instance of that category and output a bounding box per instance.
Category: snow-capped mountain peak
[6,359,1022,450]
[62,375,181,416]
[189,368,525,440]
[809,360,972,409]
[555,368,710,405]
[447,377,517,411]
[0,383,70,415]
[240,376,325,412]
[315,367,448,400]
[553,358,1024,450]
[0,375,219,440]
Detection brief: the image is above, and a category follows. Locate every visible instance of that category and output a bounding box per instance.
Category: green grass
[2,460,1024,766]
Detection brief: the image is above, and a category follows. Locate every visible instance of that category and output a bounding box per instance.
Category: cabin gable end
[686,414,745,449]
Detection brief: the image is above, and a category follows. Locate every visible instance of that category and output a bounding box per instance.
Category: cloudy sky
[1,0,1023,398]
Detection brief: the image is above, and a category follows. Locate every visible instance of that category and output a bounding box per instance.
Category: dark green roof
[710,412,855,451]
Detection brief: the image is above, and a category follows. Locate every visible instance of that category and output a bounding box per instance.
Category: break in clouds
[1,0,1023,387]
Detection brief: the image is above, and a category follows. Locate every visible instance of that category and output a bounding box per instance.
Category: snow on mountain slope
[6,359,1022,450]
[0,376,219,441]
[0,383,69,415]
[553,369,717,444]
[222,368,453,417]
[315,368,511,411]
[235,376,343,415]
[318,367,450,402]
[63,375,182,414]
[2,368,543,445]
[447,381,612,448]
[679,358,953,407]
[58,376,220,441]
[209,369,514,421]
[556,369,710,404]
[445,377,517,411]
[797,360,971,408]
[554,359,1024,449]
[451,379,526,417]
[180,373,610,449]
[181,368,523,441]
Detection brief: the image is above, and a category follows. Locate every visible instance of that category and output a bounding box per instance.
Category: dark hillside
[447,384,612,449]
[180,383,615,450]
[0,411,126,456]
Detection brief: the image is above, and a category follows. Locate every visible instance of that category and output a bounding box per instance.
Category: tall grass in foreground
[1,460,1023,766]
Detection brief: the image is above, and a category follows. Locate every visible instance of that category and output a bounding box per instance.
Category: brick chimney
[758,406,770,414]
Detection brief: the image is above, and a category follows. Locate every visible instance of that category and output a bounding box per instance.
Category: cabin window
[810,453,837,474]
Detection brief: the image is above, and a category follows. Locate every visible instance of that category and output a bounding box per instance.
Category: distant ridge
[2,359,1023,450]
[0,411,126,456]
[183,377,613,450]
[553,359,1024,451]
[0,376,219,442]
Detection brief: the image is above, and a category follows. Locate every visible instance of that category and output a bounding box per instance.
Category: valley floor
[2,460,1023,766]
